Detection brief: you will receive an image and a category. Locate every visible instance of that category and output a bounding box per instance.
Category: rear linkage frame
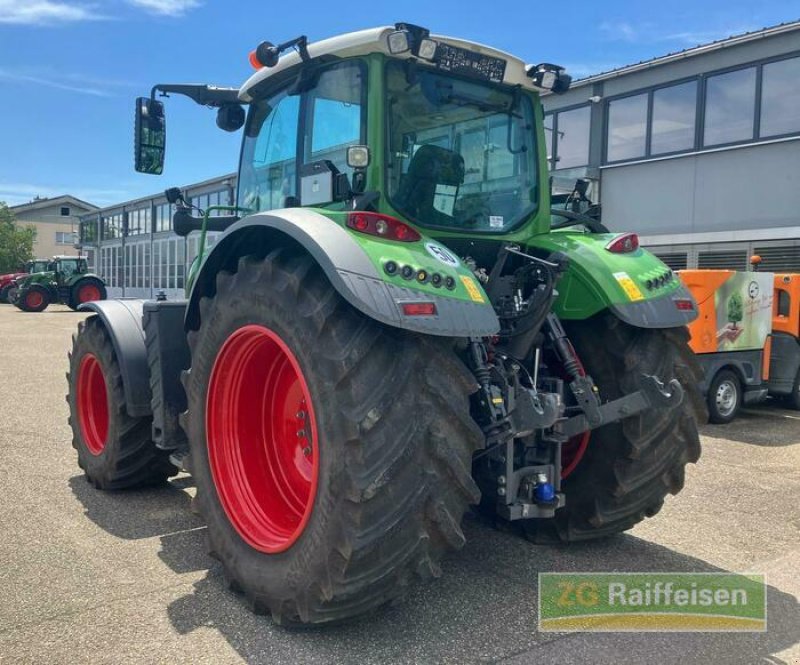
[464,246,683,520]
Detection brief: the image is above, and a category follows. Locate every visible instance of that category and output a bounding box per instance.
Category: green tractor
[15,256,106,312]
[65,24,704,626]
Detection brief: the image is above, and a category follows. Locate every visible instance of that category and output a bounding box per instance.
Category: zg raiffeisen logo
[538,573,766,632]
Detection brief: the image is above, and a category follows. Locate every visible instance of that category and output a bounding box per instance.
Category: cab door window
[304,62,366,178]
[238,91,300,212]
[238,61,365,212]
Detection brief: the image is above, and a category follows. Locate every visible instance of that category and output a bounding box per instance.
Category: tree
[727,291,744,329]
[0,202,36,273]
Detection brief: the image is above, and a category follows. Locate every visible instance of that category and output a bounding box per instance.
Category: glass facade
[703,67,756,146]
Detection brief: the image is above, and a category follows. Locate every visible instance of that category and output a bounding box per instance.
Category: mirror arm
[150,84,242,108]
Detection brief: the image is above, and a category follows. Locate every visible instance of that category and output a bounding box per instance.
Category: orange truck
[679,267,800,422]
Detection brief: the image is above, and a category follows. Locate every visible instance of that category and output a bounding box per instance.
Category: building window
[55,231,73,245]
[79,217,98,244]
[760,56,800,138]
[607,93,647,161]
[703,67,756,147]
[548,106,591,170]
[102,212,123,240]
[155,203,172,232]
[126,207,151,236]
[60,206,70,216]
[651,81,697,155]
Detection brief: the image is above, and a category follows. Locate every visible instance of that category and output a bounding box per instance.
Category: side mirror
[134,97,166,174]
[216,104,246,132]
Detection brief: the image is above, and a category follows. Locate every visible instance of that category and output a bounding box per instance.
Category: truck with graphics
[64,24,704,625]
[679,262,800,421]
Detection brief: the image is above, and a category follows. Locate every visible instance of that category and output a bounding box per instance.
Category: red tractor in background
[0,259,50,304]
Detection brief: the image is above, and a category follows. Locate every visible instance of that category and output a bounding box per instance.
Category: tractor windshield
[385,60,538,233]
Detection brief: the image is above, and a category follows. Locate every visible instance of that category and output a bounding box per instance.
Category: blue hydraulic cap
[535,481,556,503]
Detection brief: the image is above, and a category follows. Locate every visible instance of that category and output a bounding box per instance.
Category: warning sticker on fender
[460,275,486,303]
[613,272,645,302]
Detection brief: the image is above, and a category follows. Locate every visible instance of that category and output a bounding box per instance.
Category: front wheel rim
[206,324,319,554]
[715,380,738,417]
[26,291,43,309]
[76,354,110,455]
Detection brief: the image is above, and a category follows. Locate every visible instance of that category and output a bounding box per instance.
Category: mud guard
[78,299,152,418]
[184,208,500,337]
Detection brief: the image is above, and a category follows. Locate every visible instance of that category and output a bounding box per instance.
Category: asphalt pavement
[0,305,798,664]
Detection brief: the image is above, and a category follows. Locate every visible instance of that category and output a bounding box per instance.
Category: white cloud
[561,62,626,78]
[0,66,124,96]
[125,0,200,16]
[599,21,640,42]
[599,20,759,47]
[0,1,106,25]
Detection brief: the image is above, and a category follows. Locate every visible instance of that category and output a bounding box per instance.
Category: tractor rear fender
[78,299,152,418]
[185,208,500,337]
[527,232,697,328]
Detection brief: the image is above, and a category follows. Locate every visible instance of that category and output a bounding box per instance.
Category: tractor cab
[51,256,89,283]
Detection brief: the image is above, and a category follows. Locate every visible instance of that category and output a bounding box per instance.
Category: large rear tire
[68,277,107,311]
[67,316,177,488]
[523,315,703,542]
[182,249,483,625]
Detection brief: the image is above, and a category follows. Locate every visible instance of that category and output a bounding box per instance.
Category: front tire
[18,285,50,312]
[67,316,177,488]
[524,315,702,542]
[0,283,12,303]
[707,369,741,424]
[182,249,483,625]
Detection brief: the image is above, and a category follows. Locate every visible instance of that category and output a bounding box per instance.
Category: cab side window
[304,62,365,178]
[239,91,300,212]
[237,61,365,212]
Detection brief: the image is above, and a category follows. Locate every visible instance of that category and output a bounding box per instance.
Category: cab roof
[238,26,541,102]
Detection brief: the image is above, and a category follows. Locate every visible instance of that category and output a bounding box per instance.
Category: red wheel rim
[78,284,101,303]
[26,291,43,309]
[206,325,319,553]
[76,354,109,455]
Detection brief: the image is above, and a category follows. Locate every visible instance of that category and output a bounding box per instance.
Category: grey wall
[601,138,800,234]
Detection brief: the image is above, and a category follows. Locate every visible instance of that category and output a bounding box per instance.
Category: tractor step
[169,449,191,473]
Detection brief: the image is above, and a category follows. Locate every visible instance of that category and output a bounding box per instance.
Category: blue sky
[1,0,798,208]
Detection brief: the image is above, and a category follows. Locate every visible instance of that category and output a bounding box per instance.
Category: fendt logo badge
[425,243,459,267]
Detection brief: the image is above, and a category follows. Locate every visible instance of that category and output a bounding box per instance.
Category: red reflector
[346,212,421,242]
[605,232,639,253]
[674,298,695,311]
[401,302,437,316]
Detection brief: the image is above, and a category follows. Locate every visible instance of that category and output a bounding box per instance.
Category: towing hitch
[561,374,684,438]
[494,373,684,522]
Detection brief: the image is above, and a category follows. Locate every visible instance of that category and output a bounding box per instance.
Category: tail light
[605,233,639,254]
[346,212,421,242]
[401,302,437,316]
[674,298,695,311]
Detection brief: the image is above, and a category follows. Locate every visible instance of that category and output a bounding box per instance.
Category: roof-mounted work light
[526,63,572,94]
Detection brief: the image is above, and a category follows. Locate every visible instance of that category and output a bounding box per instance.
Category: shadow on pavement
[69,472,799,664]
[166,514,799,665]
[700,403,800,447]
